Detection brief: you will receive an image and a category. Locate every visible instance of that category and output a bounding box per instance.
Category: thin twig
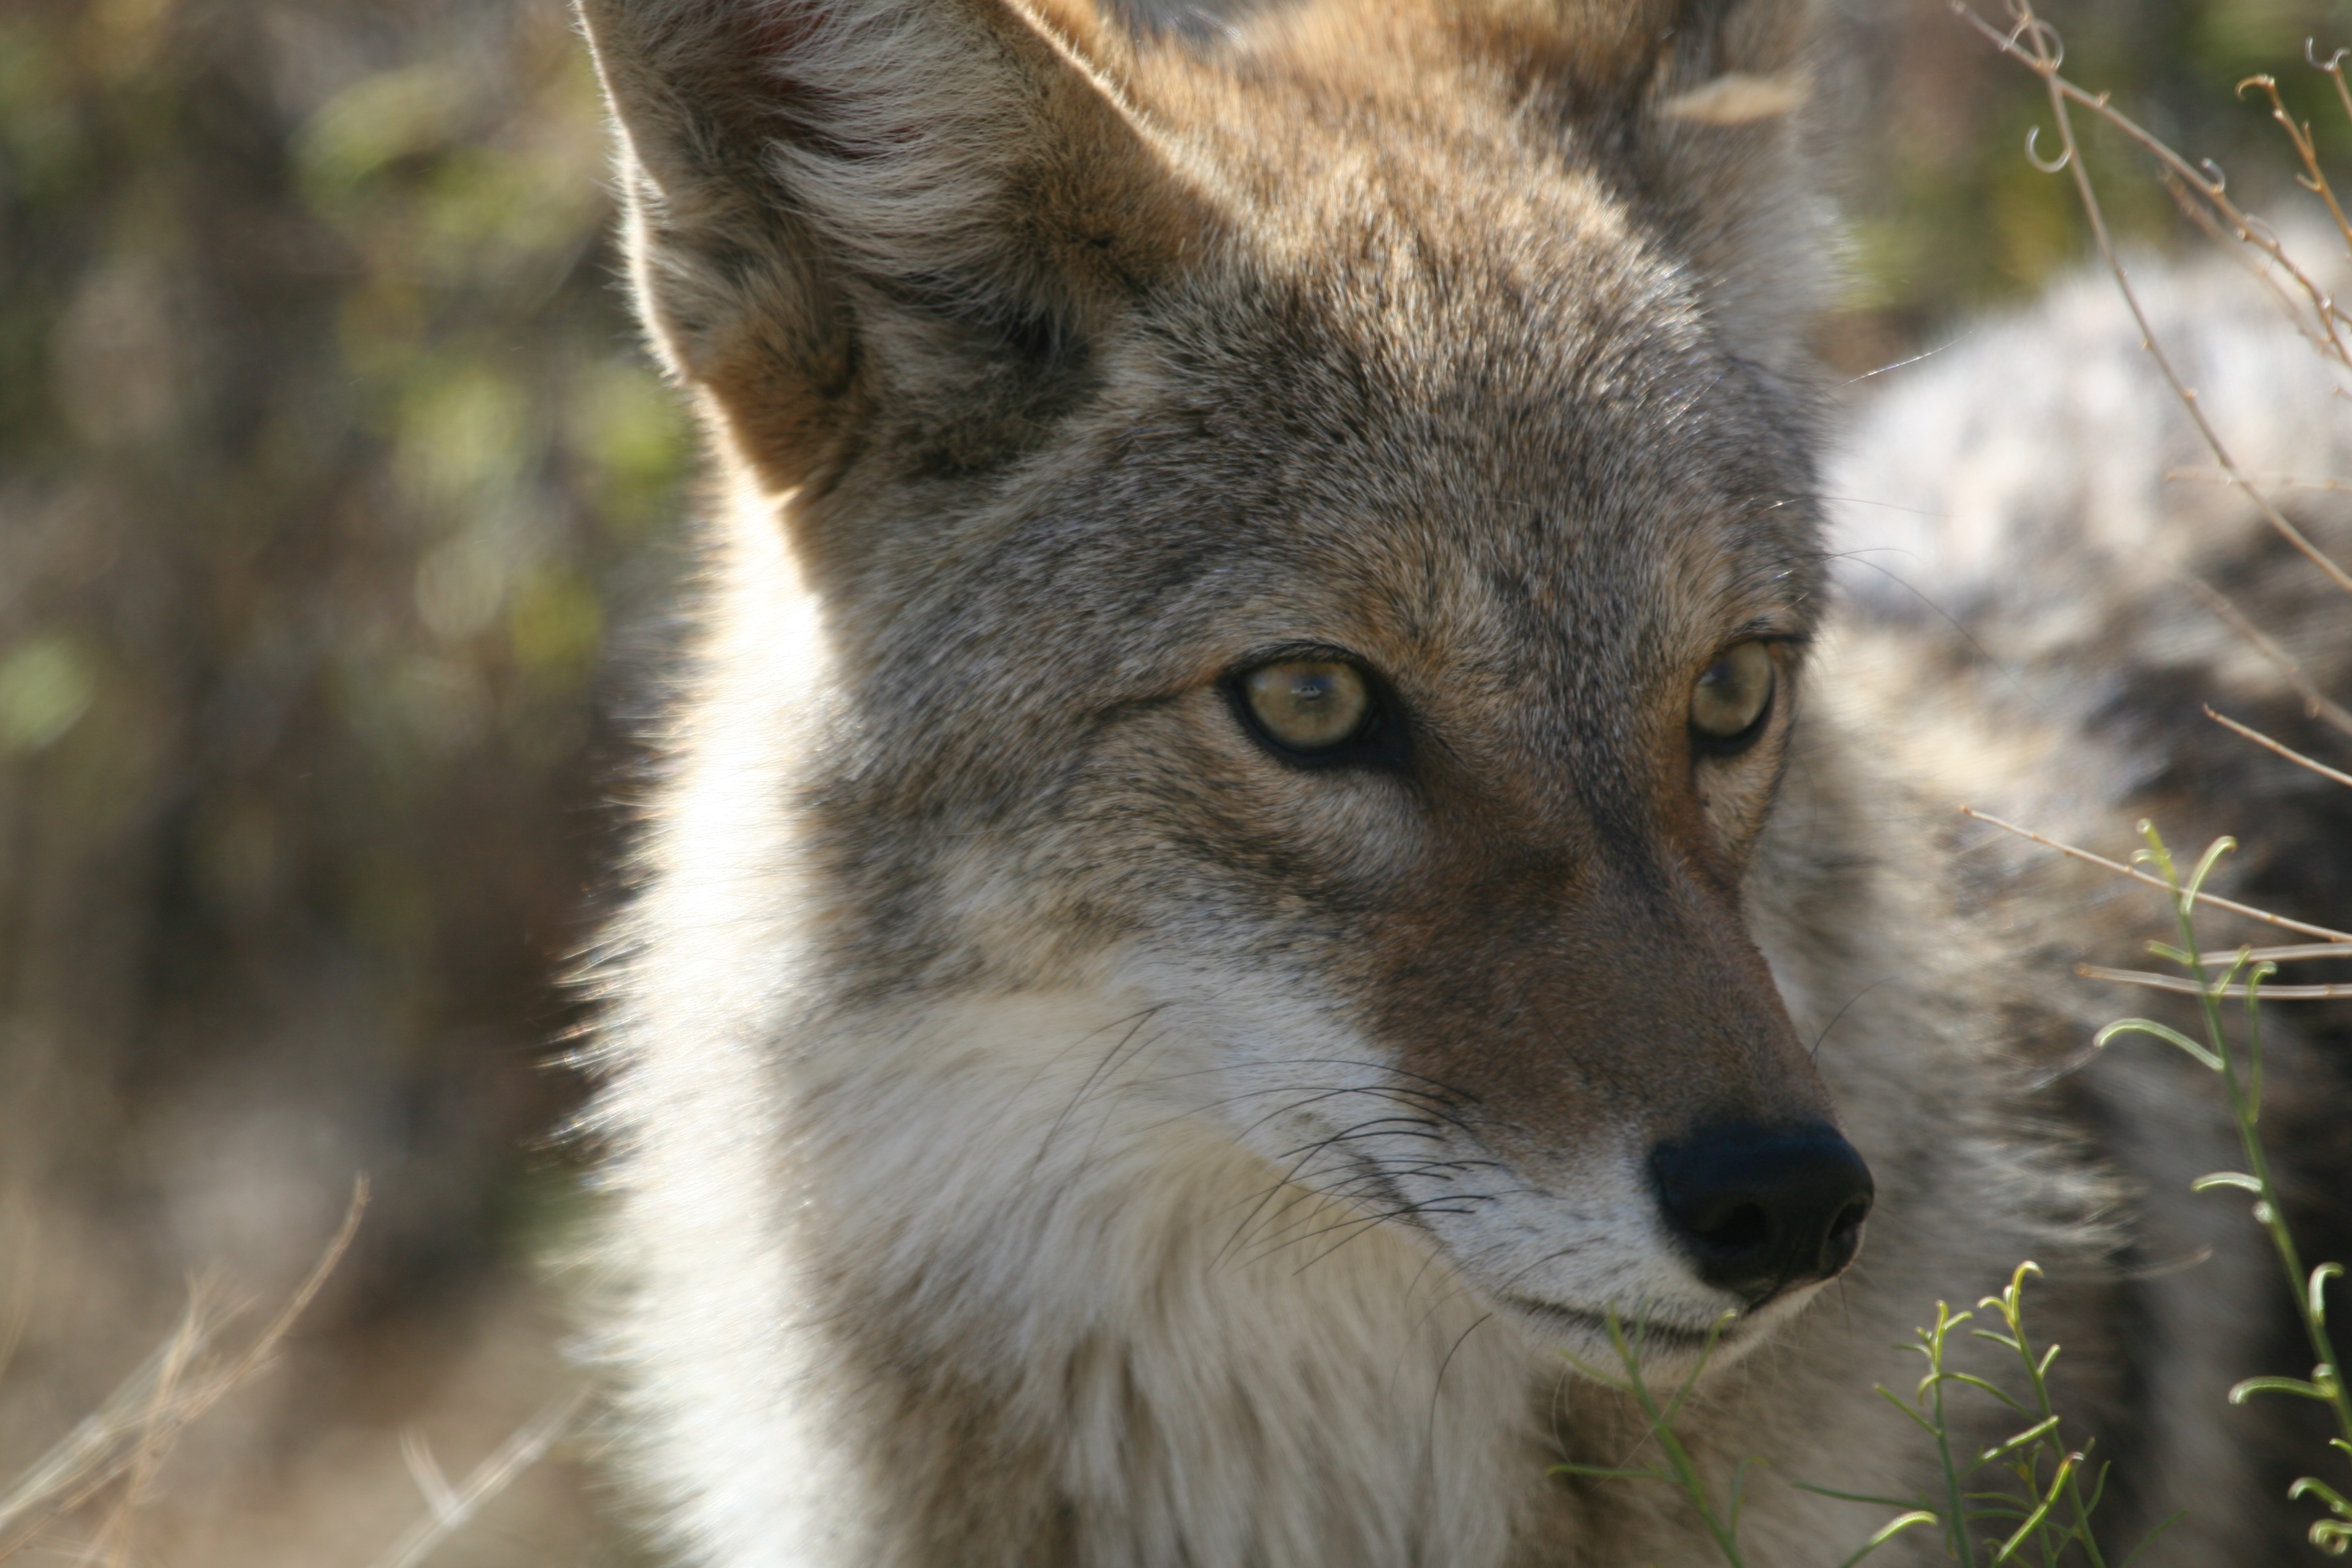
[365,1386,591,1568]
[2196,943,2352,964]
[2079,963,2352,999]
[2324,44,2352,263]
[2166,467,2352,494]
[1961,807,2352,943]
[2239,72,2352,268]
[2205,706,2352,788]
[2155,159,2352,366]
[2177,574,2352,736]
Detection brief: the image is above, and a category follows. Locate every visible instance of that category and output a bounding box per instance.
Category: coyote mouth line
[1498,1294,1728,1352]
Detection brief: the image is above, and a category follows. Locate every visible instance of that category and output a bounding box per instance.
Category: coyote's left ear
[1475,0,1826,369]
[578,0,1197,491]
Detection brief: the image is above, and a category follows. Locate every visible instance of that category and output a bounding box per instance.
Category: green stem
[1923,1306,1976,1563]
[1998,1270,2108,1567]
[2149,828,2352,1461]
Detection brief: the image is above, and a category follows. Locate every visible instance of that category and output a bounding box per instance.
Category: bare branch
[1960,807,2352,943]
[2239,71,2352,264]
[2177,575,2352,737]
[2205,706,2352,788]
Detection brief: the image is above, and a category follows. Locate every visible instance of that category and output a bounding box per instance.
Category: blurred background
[0,0,2344,1561]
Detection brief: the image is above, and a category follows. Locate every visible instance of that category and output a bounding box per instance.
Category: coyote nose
[1650,1124,1874,1304]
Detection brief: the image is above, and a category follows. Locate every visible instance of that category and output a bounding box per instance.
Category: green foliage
[2097,826,2352,1557]
[0,0,689,999]
[0,636,99,754]
[1826,1265,2177,1567]
[0,0,693,1414]
[1553,1314,1765,1566]
[1558,1271,2165,1567]
[1581,34,2352,1557]
[1830,0,2349,364]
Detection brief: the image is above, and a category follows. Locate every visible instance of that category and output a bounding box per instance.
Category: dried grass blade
[0,1180,366,1561]
[0,1298,229,1547]
[2079,964,2352,999]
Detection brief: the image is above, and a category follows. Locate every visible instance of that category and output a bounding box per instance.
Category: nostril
[1651,1122,1875,1304]
[1820,1195,1871,1274]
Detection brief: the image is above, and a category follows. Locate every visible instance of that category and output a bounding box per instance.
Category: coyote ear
[1481,0,1825,369]
[579,0,1193,488]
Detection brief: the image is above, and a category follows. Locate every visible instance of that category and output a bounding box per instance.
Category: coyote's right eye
[1236,660,1375,755]
[1690,640,1777,750]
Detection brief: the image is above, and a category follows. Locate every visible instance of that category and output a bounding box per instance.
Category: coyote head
[585,0,1869,1361]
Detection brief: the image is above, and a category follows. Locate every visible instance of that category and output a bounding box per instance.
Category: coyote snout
[1303,830,1874,1346]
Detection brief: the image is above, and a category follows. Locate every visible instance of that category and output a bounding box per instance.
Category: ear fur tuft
[1657,70,1809,125]
[1491,0,1828,374]
[578,0,1194,489]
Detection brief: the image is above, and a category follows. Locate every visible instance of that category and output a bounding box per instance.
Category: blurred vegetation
[1830,0,2352,370]
[0,0,687,1358]
[0,0,2345,1559]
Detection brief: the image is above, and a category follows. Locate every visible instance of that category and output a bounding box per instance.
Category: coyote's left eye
[1691,641,1776,747]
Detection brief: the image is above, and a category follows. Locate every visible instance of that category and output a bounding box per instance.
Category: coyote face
[588,0,1865,1364]
[957,264,1863,1353]
[1010,260,1865,1352]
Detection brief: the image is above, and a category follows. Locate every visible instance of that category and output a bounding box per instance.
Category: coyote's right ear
[579,0,1195,490]
[1465,0,1825,370]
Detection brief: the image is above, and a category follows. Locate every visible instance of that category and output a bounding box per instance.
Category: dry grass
[0,1184,366,1563]
[0,1181,597,1567]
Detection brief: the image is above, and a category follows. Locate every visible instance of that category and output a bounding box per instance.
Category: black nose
[1650,1123,1873,1304]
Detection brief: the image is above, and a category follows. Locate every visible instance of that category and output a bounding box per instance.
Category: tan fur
[576,3,2351,1563]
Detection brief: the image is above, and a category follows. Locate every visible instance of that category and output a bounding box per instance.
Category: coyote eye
[1238,660,1373,754]
[1691,641,1776,746]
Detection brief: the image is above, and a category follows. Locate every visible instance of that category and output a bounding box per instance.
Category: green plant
[1556,1273,2168,1567]
[1583,15,2352,1553]
[1554,1310,1939,1568]
[2088,826,2352,1555]
[1801,1265,2176,1567]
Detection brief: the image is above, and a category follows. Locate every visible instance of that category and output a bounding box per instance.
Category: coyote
[576,0,2352,1562]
